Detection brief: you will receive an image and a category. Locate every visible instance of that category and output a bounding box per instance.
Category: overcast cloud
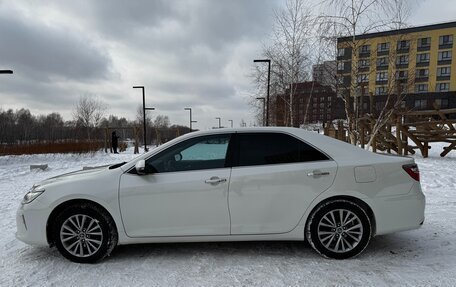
[0,0,455,129]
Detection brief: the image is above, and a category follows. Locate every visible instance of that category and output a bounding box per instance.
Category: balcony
[396,47,410,54]
[417,45,431,52]
[416,61,430,67]
[437,75,451,81]
[439,43,453,49]
[415,76,429,83]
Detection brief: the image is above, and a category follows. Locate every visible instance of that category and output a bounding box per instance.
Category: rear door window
[236,133,328,167]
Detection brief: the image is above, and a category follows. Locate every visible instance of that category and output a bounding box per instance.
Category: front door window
[146,134,231,173]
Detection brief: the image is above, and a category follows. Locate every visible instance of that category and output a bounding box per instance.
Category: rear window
[237,133,328,167]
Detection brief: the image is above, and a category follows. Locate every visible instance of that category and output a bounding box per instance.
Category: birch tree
[253,0,313,127]
[318,0,413,145]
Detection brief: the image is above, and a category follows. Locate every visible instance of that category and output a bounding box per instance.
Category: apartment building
[337,21,456,113]
[272,81,344,126]
[312,61,337,89]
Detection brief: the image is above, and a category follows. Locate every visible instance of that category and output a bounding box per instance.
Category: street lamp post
[184,108,197,132]
[253,59,271,126]
[215,117,221,129]
[256,97,266,126]
[228,120,233,128]
[0,70,13,74]
[133,86,155,152]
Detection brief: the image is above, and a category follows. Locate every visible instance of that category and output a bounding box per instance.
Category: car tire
[306,199,371,259]
[52,202,118,263]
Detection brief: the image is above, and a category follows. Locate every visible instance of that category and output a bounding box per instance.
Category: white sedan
[16,127,425,263]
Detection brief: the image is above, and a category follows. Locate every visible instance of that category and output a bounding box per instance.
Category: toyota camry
[16,127,425,263]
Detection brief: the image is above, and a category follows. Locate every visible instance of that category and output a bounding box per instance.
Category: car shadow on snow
[110,241,318,262]
[110,233,425,262]
[17,232,426,264]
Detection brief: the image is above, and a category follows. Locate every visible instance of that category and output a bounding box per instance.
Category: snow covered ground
[1,144,455,286]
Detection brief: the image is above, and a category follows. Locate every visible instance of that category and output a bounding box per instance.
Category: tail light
[402,164,420,181]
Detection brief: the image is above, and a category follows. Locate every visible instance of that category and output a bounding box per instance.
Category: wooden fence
[324,107,456,158]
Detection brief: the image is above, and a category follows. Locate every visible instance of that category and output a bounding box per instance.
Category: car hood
[35,165,110,188]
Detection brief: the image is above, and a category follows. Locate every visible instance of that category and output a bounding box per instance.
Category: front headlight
[22,186,45,204]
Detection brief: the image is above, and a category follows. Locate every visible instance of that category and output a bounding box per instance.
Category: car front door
[228,132,337,235]
[119,133,233,237]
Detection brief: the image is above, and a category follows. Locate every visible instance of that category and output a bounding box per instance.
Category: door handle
[307,171,330,177]
[205,176,227,185]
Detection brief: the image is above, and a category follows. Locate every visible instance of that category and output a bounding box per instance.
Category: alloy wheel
[59,214,104,258]
[316,209,363,253]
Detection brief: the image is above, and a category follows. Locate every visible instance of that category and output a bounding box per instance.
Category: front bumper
[371,182,426,236]
[16,202,49,246]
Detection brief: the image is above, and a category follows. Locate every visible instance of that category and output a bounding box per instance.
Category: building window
[397,40,410,50]
[418,37,431,48]
[439,35,453,45]
[377,57,388,67]
[396,55,409,65]
[360,45,370,53]
[416,53,430,63]
[437,82,450,92]
[435,99,449,108]
[357,74,369,83]
[375,86,387,95]
[377,42,390,52]
[358,59,369,68]
[416,69,429,78]
[337,62,346,71]
[327,96,332,101]
[337,48,345,57]
[437,66,451,77]
[415,84,428,93]
[376,71,388,82]
[396,70,408,79]
[438,51,452,61]
[414,99,427,109]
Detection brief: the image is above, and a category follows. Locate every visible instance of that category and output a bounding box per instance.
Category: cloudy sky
[0,0,455,129]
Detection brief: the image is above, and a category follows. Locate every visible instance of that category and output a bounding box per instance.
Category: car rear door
[228,132,337,235]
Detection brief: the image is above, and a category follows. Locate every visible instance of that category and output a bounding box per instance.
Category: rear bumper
[371,182,425,235]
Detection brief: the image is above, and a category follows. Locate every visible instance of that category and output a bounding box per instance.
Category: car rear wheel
[306,199,371,259]
[53,203,118,263]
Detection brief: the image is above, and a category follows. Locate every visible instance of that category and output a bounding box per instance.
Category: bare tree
[318,0,413,145]
[73,94,108,140]
[364,34,417,149]
[153,115,171,129]
[253,0,313,127]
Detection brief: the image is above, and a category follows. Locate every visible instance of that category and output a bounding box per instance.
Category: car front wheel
[306,199,372,259]
[53,203,118,263]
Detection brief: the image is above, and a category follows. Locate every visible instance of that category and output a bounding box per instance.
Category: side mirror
[135,160,146,175]
[174,153,182,162]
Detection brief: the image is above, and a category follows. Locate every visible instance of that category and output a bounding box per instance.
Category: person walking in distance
[112,131,120,154]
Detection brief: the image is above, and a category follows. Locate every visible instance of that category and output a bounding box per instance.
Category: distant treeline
[0,108,190,146]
